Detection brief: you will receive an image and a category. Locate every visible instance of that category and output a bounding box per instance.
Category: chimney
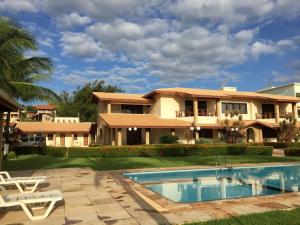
[220,87,237,92]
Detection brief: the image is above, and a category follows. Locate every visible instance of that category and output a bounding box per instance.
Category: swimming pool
[124,164,300,203]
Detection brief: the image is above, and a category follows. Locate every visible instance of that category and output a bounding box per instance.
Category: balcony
[176,109,217,118]
[279,112,293,118]
[256,112,275,119]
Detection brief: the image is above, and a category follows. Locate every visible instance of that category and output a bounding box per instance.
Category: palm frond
[9,82,60,102]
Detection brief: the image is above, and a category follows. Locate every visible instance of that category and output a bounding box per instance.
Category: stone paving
[1,164,300,225]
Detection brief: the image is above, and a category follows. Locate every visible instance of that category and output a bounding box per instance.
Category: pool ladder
[215,155,233,170]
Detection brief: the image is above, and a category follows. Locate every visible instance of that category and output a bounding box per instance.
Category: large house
[258,83,300,119]
[92,87,300,146]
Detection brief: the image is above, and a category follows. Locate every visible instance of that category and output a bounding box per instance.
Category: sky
[1,0,300,95]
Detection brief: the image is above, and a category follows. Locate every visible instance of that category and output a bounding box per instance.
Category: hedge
[284,148,300,156]
[264,142,300,149]
[12,143,272,158]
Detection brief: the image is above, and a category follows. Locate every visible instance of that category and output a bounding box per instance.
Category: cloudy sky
[1,0,300,94]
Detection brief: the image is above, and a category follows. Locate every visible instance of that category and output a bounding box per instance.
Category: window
[48,134,53,141]
[222,102,247,114]
[298,109,300,118]
[74,134,78,140]
[296,93,300,97]
[121,105,143,114]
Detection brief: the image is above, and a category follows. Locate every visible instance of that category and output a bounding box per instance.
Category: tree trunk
[0,111,4,170]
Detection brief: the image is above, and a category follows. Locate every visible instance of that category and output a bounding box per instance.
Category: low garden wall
[13,143,273,158]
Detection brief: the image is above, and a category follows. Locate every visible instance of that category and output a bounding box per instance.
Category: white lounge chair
[0,186,63,220]
[0,171,47,193]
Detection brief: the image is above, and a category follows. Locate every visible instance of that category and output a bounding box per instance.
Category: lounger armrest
[0,172,11,179]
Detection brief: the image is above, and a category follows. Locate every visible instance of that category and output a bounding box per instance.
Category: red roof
[34,104,56,110]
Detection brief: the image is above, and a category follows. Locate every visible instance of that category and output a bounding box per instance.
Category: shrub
[159,135,179,144]
[264,142,288,148]
[197,138,214,144]
[287,142,300,148]
[13,146,43,155]
[284,148,300,156]
[7,151,16,160]
[41,147,67,157]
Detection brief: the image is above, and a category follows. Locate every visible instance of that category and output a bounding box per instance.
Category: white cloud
[60,32,114,60]
[0,0,38,12]
[56,13,91,28]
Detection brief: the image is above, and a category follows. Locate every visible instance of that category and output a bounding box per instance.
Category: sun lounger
[0,171,47,193]
[0,186,63,220]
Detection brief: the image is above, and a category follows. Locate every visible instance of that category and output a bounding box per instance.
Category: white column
[107,103,111,114]
[275,103,280,123]
[145,129,150,145]
[193,97,198,125]
[117,128,122,146]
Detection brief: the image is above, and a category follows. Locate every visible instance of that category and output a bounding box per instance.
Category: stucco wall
[46,132,90,147]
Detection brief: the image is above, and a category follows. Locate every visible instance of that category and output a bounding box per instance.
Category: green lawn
[3,154,300,171]
[185,208,300,225]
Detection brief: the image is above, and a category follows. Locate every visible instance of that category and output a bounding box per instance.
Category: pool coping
[110,162,300,214]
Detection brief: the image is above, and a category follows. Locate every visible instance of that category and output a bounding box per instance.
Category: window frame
[221,102,248,114]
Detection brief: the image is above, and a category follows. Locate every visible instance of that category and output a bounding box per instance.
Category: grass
[185,208,300,225]
[3,154,300,171]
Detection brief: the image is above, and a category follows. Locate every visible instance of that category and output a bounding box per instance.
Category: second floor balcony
[176,109,217,118]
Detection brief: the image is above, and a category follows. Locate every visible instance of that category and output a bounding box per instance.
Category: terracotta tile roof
[243,120,279,129]
[100,113,192,128]
[92,92,152,104]
[34,104,56,110]
[143,87,300,102]
[17,122,92,133]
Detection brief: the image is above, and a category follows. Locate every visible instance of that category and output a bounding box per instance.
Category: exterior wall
[45,132,90,147]
[55,117,79,123]
[149,95,162,116]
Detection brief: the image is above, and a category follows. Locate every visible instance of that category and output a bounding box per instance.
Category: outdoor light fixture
[235,127,239,131]
[196,126,201,131]
[128,127,132,131]
[231,127,234,131]
[190,127,195,131]
[133,127,137,131]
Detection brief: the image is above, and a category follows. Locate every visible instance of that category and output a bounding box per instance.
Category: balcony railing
[279,112,293,118]
[256,112,275,119]
[176,109,217,118]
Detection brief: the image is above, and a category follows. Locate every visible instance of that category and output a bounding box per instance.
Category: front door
[262,104,275,118]
[83,134,89,146]
[127,129,142,145]
[60,134,65,146]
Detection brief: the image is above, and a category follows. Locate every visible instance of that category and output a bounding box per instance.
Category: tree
[0,18,59,169]
[55,80,122,122]
[278,114,298,142]
[222,111,245,143]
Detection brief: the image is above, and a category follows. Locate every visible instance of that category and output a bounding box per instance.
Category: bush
[159,135,179,144]
[13,146,43,155]
[264,142,288,148]
[41,147,67,157]
[197,138,214,144]
[12,143,273,158]
[284,148,300,156]
[287,142,300,148]
[7,151,16,160]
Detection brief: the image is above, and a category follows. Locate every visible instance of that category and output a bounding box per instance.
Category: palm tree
[0,18,59,168]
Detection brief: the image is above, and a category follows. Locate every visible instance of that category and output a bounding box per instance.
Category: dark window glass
[240,103,247,114]
[296,93,300,97]
[48,134,53,141]
[74,134,78,140]
[298,109,300,118]
[221,103,227,113]
[222,102,247,114]
[121,105,143,114]
[233,103,240,111]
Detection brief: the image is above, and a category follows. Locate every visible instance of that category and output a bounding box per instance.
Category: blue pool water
[124,164,300,203]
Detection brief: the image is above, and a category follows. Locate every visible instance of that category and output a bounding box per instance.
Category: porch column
[292,103,298,120]
[216,99,221,121]
[117,128,122,146]
[107,102,111,114]
[53,133,56,146]
[193,97,198,124]
[71,133,74,147]
[171,128,176,136]
[111,128,116,145]
[195,131,199,141]
[275,103,280,123]
[249,100,253,120]
[145,128,150,145]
